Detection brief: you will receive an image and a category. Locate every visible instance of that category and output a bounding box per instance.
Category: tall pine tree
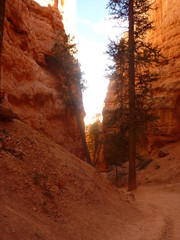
[46,33,92,165]
[128,0,136,190]
[106,0,163,189]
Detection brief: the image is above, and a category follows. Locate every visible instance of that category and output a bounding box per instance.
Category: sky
[75,0,119,124]
[34,0,121,124]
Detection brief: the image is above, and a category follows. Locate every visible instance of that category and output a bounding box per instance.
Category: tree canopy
[106,0,164,189]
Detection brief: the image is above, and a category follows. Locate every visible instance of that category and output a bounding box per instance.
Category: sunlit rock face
[2,0,85,159]
[33,0,62,9]
[147,0,180,149]
[33,0,76,36]
[33,0,76,35]
[103,0,180,154]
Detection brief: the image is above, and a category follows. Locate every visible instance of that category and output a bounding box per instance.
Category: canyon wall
[103,0,180,155]
[2,0,85,159]
[148,0,180,148]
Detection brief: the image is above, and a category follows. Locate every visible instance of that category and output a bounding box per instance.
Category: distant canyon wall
[103,0,180,154]
[2,0,85,159]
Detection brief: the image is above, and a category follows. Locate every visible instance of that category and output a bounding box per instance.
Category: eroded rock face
[2,0,85,159]
[103,0,180,153]
[147,0,180,149]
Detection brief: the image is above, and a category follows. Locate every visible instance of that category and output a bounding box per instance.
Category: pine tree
[46,32,92,165]
[128,0,136,191]
[106,0,164,189]
[86,120,103,167]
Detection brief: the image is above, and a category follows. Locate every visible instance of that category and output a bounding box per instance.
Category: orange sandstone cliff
[103,0,180,154]
[1,0,85,159]
[148,0,180,148]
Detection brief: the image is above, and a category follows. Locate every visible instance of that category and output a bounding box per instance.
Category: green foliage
[105,0,165,166]
[47,32,86,92]
[45,32,87,111]
[86,121,103,167]
[45,31,92,165]
[105,128,128,166]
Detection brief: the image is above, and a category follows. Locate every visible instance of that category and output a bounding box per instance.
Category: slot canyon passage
[0,0,180,239]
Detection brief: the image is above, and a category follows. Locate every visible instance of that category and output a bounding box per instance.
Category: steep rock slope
[0,120,180,240]
[1,119,180,239]
[0,119,144,240]
[103,0,180,153]
[2,0,85,159]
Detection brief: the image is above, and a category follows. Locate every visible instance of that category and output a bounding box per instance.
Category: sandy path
[134,184,180,240]
[1,121,180,240]
[88,183,180,240]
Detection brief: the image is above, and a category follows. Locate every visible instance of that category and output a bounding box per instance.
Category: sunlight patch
[33,0,64,11]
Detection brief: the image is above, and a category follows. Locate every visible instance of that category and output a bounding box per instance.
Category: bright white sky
[34,0,123,124]
[76,0,121,124]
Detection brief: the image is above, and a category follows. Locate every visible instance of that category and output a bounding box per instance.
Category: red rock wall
[148,0,180,149]
[103,0,180,153]
[2,0,85,159]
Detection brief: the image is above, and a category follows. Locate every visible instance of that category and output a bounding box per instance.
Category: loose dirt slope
[0,119,180,240]
[138,141,180,185]
[0,119,139,240]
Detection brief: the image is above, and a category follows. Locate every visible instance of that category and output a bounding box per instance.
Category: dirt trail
[134,184,180,240]
[0,120,180,240]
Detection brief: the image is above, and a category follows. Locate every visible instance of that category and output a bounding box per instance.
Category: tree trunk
[128,0,136,191]
[94,142,102,167]
[92,144,98,165]
[66,77,92,165]
[0,0,6,103]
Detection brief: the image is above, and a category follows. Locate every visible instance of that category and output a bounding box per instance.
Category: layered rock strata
[2,0,85,159]
[103,0,180,154]
[148,0,180,148]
